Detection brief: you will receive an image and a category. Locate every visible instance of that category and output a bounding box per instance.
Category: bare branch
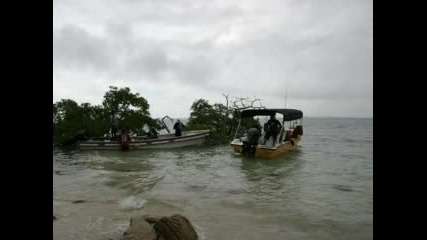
[222,93,229,107]
[228,96,265,111]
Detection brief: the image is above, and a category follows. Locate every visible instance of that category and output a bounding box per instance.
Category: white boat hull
[78,130,209,150]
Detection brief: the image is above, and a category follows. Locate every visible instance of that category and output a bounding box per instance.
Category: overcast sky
[53,0,373,118]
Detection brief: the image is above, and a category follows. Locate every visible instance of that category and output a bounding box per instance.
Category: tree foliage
[53,86,161,146]
[102,86,160,135]
[186,96,264,145]
[53,86,266,147]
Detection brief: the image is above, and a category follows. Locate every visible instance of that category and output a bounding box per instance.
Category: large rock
[122,216,157,240]
[153,214,198,240]
[122,214,198,240]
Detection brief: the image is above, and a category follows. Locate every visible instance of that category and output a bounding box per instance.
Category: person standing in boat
[173,120,185,136]
[263,114,282,146]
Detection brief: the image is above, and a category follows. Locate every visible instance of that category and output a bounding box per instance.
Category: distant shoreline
[303,116,373,119]
[163,116,373,120]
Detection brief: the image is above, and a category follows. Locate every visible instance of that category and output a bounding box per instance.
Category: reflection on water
[239,149,303,181]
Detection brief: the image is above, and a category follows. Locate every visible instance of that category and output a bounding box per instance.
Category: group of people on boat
[245,114,282,147]
[244,112,305,149]
[109,111,185,143]
[146,119,185,137]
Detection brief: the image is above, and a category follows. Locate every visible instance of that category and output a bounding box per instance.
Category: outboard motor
[241,126,261,156]
[241,140,257,156]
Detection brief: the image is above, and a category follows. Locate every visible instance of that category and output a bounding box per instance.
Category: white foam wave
[118,196,147,210]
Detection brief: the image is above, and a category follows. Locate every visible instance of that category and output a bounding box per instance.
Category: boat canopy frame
[232,108,303,141]
[240,108,303,121]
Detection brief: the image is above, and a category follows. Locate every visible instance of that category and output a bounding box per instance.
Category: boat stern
[230,139,243,154]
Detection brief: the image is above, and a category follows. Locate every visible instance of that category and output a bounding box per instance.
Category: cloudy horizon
[53,0,373,119]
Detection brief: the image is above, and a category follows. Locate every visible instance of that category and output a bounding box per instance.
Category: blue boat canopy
[240,108,303,121]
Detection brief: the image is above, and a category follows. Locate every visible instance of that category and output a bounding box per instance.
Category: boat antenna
[232,119,242,141]
[285,79,288,108]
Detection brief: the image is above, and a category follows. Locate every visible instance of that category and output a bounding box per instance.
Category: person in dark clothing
[242,124,261,156]
[173,120,185,136]
[247,125,261,146]
[263,114,282,146]
[147,127,159,139]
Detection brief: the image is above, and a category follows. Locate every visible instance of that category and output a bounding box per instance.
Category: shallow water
[53,117,373,240]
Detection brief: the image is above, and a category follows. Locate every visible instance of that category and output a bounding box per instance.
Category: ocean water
[53,117,373,240]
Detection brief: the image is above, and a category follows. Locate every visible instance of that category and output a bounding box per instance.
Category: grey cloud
[209,1,373,102]
[132,1,245,24]
[173,56,218,84]
[122,46,219,85]
[53,0,373,117]
[53,25,110,70]
[125,48,171,78]
[106,22,133,39]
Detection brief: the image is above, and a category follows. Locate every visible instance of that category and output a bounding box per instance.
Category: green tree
[187,99,215,126]
[53,87,265,147]
[53,86,162,146]
[79,103,109,137]
[186,99,232,145]
[53,99,87,145]
[186,97,265,145]
[102,86,160,135]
